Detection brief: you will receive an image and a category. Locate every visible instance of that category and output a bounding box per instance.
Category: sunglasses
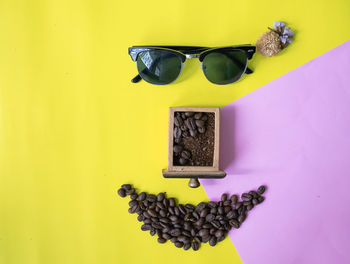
[128,45,256,85]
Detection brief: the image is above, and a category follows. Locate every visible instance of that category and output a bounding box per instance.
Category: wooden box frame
[162,107,226,179]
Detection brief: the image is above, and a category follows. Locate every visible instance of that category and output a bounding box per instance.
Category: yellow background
[0,0,349,263]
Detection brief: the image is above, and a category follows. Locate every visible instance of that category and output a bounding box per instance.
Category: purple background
[201,41,350,264]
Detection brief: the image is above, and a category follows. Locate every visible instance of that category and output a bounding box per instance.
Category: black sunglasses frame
[128,45,256,84]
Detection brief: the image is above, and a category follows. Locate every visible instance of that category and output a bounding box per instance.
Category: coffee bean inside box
[173,111,215,166]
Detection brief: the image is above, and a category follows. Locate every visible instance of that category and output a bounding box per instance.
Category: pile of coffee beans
[118,184,267,251]
[173,112,210,166]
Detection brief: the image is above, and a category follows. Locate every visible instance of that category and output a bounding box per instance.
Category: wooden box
[162,107,226,187]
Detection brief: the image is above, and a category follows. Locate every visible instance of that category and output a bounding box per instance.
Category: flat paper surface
[202,41,350,264]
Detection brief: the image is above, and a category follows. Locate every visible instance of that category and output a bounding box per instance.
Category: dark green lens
[137,50,182,85]
[202,50,248,85]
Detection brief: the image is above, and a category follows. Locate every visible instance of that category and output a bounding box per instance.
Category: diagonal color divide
[201,41,350,264]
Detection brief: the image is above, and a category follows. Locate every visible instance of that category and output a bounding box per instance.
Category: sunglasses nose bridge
[185,54,200,59]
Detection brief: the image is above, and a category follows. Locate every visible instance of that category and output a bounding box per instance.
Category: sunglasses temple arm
[131,74,142,83]
[245,67,253,74]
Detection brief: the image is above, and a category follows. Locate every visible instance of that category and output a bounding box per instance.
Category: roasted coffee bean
[198,229,209,237]
[177,235,189,243]
[226,210,237,219]
[173,224,182,228]
[207,201,217,208]
[242,193,252,201]
[178,157,187,165]
[215,215,224,221]
[142,211,150,218]
[130,193,138,200]
[163,198,169,207]
[215,230,224,238]
[195,217,205,227]
[150,229,156,236]
[183,243,191,250]
[152,222,162,229]
[235,202,242,210]
[143,218,151,224]
[170,237,178,243]
[202,235,210,243]
[228,219,240,228]
[191,229,196,237]
[246,204,254,211]
[202,223,212,229]
[238,206,246,215]
[185,204,195,212]
[224,206,231,213]
[192,241,199,251]
[243,201,251,206]
[182,230,191,237]
[173,145,183,153]
[156,229,162,237]
[137,215,144,222]
[174,206,180,216]
[181,150,191,159]
[217,235,225,242]
[223,200,231,206]
[185,112,195,117]
[194,112,203,120]
[121,184,131,190]
[192,211,199,220]
[169,198,176,207]
[210,207,217,214]
[158,237,166,243]
[141,224,151,231]
[137,192,146,201]
[146,194,156,203]
[221,193,228,201]
[183,222,191,231]
[148,209,157,218]
[209,228,215,235]
[238,213,246,223]
[258,196,265,203]
[169,215,179,222]
[174,126,182,139]
[218,207,224,215]
[200,209,208,218]
[205,214,215,222]
[126,188,135,195]
[257,185,266,194]
[189,129,198,137]
[196,202,207,212]
[249,190,259,198]
[128,205,138,214]
[211,220,220,229]
[170,229,182,237]
[117,188,126,197]
[129,200,138,208]
[160,218,170,224]
[230,194,238,204]
[195,119,205,128]
[198,127,206,134]
[159,210,167,217]
[168,207,175,215]
[156,202,165,209]
[181,126,189,133]
[179,204,187,214]
[252,198,259,205]
[174,115,184,127]
[163,233,172,240]
[209,236,217,247]
[151,217,159,223]
[175,241,184,248]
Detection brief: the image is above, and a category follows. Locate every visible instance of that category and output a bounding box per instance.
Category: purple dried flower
[273,21,286,32]
[283,27,294,37]
[280,35,288,44]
